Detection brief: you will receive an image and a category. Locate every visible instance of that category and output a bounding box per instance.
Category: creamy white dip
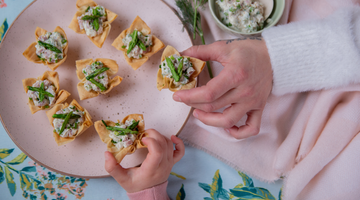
[35,32,67,63]
[77,5,107,37]
[122,30,153,59]
[216,0,265,33]
[160,54,195,87]
[53,105,85,138]
[109,119,142,150]
[27,80,56,107]
[82,61,109,92]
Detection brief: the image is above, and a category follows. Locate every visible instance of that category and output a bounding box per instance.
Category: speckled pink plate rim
[0,0,194,178]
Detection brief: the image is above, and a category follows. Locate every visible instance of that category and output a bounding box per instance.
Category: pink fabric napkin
[164,0,360,199]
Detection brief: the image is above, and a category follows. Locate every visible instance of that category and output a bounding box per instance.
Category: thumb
[181,42,224,62]
[104,151,128,182]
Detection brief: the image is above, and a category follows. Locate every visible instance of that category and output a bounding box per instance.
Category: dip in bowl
[209,0,285,36]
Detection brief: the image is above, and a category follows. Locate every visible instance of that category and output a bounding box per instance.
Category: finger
[165,136,174,162]
[145,129,167,145]
[104,151,129,182]
[171,135,185,163]
[226,109,263,139]
[193,103,247,128]
[140,137,163,172]
[173,67,241,104]
[185,87,245,112]
[180,43,225,62]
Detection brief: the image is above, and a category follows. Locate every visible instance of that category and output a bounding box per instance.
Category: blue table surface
[0,1,282,199]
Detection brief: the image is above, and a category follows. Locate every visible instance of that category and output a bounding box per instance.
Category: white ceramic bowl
[209,0,285,36]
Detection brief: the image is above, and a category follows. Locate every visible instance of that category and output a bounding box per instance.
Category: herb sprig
[175,0,213,78]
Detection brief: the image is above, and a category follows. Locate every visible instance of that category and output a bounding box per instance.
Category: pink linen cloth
[163,0,360,199]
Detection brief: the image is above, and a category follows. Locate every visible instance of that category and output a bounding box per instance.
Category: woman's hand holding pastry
[173,38,273,139]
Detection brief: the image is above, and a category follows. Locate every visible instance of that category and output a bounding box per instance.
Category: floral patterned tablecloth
[0,1,283,199]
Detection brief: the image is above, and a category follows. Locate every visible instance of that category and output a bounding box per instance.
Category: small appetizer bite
[23,27,68,71]
[22,71,70,114]
[157,45,205,91]
[75,58,123,100]
[112,16,165,70]
[46,99,93,146]
[94,114,147,163]
[69,0,117,48]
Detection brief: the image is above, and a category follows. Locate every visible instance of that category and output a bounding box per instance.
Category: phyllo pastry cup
[112,16,165,70]
[76,58,123,100]
[23,26,68,71]
[22,71,71,114]
[157,45,206,92]
[94,114,147,163]
[46,99,93,146]
[69,0,117,48]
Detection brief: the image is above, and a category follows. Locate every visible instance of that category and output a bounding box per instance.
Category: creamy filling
[35,32,67,63]
[53,105,85,138]
[160,54,195,87]
[216,0,265,33]
[122,30,153,59]
[109,119,141,150]
[27,80,56,107]
[77,5,106,37]
[82,61,109,92]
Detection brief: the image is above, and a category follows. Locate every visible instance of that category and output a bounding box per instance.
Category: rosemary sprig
[175,0,213,79]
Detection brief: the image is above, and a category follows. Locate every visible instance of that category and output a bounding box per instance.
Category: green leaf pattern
[198,170,277,200]
[6,153,27,165]
[0,165,4,184]
[176,184,186,200]
[0,149,89,199]
[5,166,16,196]
[0,148,14,159]
[0,18,9,43]
[0,149,280,200]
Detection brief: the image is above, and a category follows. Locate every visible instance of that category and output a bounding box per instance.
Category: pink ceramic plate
[0,0,192,178]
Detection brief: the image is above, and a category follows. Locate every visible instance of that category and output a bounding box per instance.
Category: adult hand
[104,129,185,193]
[173,37,273,139]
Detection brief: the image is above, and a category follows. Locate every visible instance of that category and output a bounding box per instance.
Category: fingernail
[173,94,181,102]
[225,128,230,133]
[193,110,198,118]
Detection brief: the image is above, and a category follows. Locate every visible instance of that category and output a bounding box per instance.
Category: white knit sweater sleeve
[262,6,360,96]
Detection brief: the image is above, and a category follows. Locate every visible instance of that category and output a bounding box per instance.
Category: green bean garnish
[177,57,184,78]
[138,39,147,51]
[128,120,140,130]
[27,86,54,98]
[85,67,109,80]
[59,111,73,135]
[102,120,108,127]
[166,57,180,82]
[93,18,99,31]
[106,126,138,134]
[88,78,107,91]
[38,41,62,53]
[127,30,138,54]
[81,15,102,20]
[52,114,81,119]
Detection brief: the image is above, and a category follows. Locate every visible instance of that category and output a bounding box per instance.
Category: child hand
[104,129,185,193]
